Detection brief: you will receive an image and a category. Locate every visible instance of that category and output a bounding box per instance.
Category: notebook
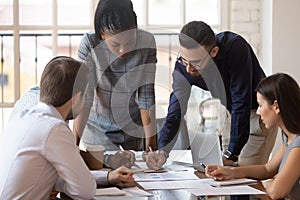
[190,132,223,172]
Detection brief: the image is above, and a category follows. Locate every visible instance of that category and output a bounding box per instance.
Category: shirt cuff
[55,176,65,192]
[91,170,109,186]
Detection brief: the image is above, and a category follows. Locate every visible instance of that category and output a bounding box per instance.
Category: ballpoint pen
[200,162,207,169]
[200,163,217,180]
[148,146,153,152]
[119,145,125,152]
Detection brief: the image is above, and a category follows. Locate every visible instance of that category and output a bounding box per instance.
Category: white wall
[229,0,261,57]
[261,0,272,75]
[230,0,300,82]
[272,0,300,83]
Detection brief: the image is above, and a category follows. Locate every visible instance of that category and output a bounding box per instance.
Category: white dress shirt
[0,102,108,200]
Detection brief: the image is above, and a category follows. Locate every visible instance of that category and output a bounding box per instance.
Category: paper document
[122,186,153,196]
[132,162,167,173]
[138,179,208,190]
[186,185,266,196]
[134,171,199,182]
[205,178,257,187]
[95,187,126,196]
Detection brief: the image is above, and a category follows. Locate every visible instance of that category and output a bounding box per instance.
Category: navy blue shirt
[158,31,266,155]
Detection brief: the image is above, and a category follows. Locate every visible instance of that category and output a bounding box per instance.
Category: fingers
[110,151,136,169]
[142,151,148,161]
[155,153,166,169]
[117,180,137,188]
[145,155,158,170]
[108,167,135,186]
[115,166,133,175]
[144,151,166,170]
[205,165,232,181]
[205,165,217,178]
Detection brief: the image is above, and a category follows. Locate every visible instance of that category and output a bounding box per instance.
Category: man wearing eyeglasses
[144,21,278,169]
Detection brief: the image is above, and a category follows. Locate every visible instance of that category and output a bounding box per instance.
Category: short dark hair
[94,0,137,39]
[40,56,89,107]
[256,73,300,134]
[179,21,216,49]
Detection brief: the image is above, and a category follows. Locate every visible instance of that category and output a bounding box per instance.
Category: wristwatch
[223,150,238,162]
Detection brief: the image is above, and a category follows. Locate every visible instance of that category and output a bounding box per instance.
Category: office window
[186,0,220,25]
[0,0,224,132]
[148,0,181,25]
[57,0,92,26]
[0,0,13,25]
[19,0,52,25]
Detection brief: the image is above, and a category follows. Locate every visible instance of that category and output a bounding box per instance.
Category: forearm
[140,108,157,150]
[73,107,91,145]
[232,165,272,180]
[228,110,250,155]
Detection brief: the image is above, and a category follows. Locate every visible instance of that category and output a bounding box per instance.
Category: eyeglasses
[177,47,213,71]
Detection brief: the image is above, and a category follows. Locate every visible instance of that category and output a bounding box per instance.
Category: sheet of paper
[134,171,199,182]
[204,178,257,187]
[137,179,208,190]
[186,185,266,196]
[132,162,167,173]
[95,187,126,196]
[122,186,153,196]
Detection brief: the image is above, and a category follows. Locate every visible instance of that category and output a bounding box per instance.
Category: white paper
[204,178,257,187]
[134,171,199,182]
[137,179,208,190]
[122,186,152,196]
[186,185,266,196]
[95,187,126,196]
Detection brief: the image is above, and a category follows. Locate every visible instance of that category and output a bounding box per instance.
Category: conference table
[61,150,273,200]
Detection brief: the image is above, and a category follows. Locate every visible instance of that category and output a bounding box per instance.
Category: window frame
[0,0,228,131]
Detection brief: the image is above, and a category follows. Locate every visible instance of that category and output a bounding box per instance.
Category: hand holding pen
[119,145,141,169]
[104,145,136,169]
[143,146,167,170]
[204,164,233,181]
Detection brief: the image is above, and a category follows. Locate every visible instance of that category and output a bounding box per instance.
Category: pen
[148,146,153,152]
[119,145,125,151]
[200,162,206,169]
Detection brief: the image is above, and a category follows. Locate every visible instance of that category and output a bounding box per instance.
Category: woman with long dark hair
[205,73,300,199]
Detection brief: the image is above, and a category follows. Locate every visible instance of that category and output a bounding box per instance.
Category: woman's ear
[273,100,280,114]
[210,46,219,58]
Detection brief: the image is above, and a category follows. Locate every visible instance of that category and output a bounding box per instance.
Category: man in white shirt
[0,56,134,200]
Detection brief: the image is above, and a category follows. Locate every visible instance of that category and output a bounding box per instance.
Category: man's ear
[210,46,219,58]
[273,100,280,114]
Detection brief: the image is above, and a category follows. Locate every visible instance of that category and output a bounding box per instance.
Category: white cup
[83,144,105,170]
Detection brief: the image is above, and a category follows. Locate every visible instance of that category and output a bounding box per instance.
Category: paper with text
[134,171,199,182]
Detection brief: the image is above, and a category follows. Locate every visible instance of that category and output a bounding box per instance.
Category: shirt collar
[35,102,65,121]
